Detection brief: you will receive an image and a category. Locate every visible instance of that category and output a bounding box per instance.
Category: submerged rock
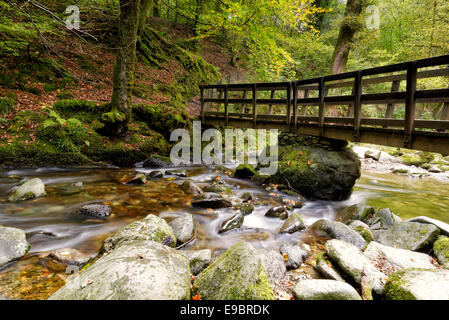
[0,226,30,267]
[181,249,211,276]
[311,219,367,249]
[266,142,361,201]
[180,181,202,194]
[8,178,46,202]
[123,173,147,185]
[265,206,289,220]
[279,243,308,270]
[293,279,362,300]
[433,236,449,269]
[218,213,244,233]
[147,170,163,178]
[102,214,176,252]
[57,182,84,196]
[168,213,194,244]
[49,240,191,300]
[191,192,232,209]
[280,213,305,234]
[240,192,253,202]
[194,241,275,300]
[336,204,374,224]
[79,204,111,219]
[325,239,386,294]
[372,221,439,251]
[384,269,449,300]
[48,248,90,267]
[234,203,254,216]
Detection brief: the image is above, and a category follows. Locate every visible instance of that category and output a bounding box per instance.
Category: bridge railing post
[318,78,325,135]
[200,86,205,122]
[404,61,417,148]
[293,82,298,131]
[286,82,292,127]
[353,71,362,141]
[252,84,257,128]
[224,84,229,126]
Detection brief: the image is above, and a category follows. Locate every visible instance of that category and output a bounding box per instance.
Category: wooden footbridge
[200,55,449,155]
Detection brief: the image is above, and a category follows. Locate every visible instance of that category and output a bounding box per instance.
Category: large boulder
[311,219,367,249]
[0,226,30,267]
[49,240,191,300]
[191,193,232,209]
[315,255,345,282]
[102,214,176,253]
[8,178,46,202]
[194,241,275,300]
[372,221,440,251]
[325,239,386,294]
[433,236,449,269]
[267,142,360,201]
[293,279,362,300]
[168,213,194,244]
[363,242,436,274]
[384,269,449,300]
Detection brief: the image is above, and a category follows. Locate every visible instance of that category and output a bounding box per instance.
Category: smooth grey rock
[182,249,211,275]
[180,181,202,194]
[49,240,191,300]
[384,269,449,300]
[265,206,289,220]
[311,219,367,249]
[336,204,374,224]
[168,213,194,244]
[279,243,308,270]
[102,214,176,252]
[194,241,275,300]
[8,178,46,202]
[280,213,305,234]
[373,221,440,251]
[218,213,244,233]
[325,239,386,294]
[48,248,90,267]
[79,204,111,219]
[348,220,374,243]
[433,236,449,269]
[364,241,436,275]
[364,150,381,161]
[191,192,232,209]
[406,216,449,236]
[363,208,402,230]
[316,255,345,282]
[257,249,286,284]
[0,226,30,267]
[293,279,362,300]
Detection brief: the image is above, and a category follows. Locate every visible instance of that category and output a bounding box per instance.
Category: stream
[0,166,448,299]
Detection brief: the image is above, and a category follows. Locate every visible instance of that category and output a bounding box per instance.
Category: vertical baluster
[318,78,325,135]
[353,71,362,141]
[286,82,292,126]
[252,84,257,128]
[404,62,417,148]
[224,84,229,126]
[293,82,298,131]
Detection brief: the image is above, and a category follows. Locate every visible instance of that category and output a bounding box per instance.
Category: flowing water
[0,166,448,299]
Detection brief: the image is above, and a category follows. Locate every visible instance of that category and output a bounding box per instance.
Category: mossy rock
[234,164,257,179]
[434,236,449,269]
[53,99,99,117]
[194,241,275,300]
[401,154,426,166]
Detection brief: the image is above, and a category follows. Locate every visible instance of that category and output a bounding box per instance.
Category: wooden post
[293,82,298,131]
[353,71,362,141]
[385,80,401,119]
[286,83,292,126]
[347,87,355,117]
[441,102,449,120]
[302,90,309,116]
[200,86,205,122]
[252,84,257,128]
[268,90,275,115]
[318,78,325,135]
[240,90,247,114]
[404,62,417,148]
[224,85,229,126]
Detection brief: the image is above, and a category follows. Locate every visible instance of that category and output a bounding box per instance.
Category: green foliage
[0,94,17,114]
[53,99,99,116]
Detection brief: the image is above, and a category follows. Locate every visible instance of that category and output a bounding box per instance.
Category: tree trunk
[330,0,364,74]
[153,0,160,17]
[101,0,141,136]
[139,0,154,36]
